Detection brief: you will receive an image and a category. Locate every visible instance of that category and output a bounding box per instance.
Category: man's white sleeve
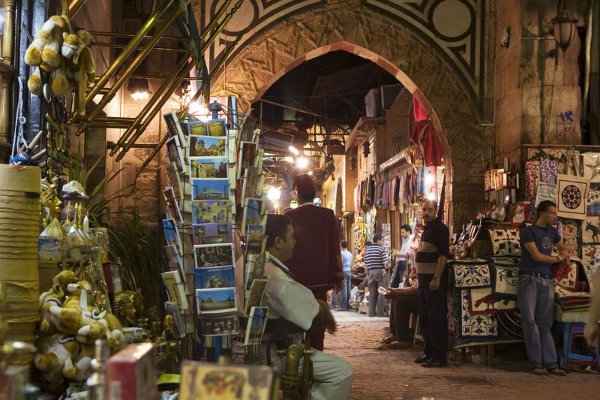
[265,277,320,331]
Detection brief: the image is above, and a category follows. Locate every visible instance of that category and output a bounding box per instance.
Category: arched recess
[211,4,491,226]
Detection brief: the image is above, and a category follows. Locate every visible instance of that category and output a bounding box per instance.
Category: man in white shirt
[264,214,352,400]
[337,241,353,310]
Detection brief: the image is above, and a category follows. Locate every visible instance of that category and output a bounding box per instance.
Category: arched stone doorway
[211,4,490,225]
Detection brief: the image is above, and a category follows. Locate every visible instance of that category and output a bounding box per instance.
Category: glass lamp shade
[127,78,150,101]
[552,12,577,51]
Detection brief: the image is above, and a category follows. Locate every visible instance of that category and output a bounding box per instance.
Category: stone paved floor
[327,311,600,400]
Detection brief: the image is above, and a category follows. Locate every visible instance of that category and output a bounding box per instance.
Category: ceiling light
[295,156,310,170]
[267,186,282,202]
[127,78,150,102]
[308,171,313,176]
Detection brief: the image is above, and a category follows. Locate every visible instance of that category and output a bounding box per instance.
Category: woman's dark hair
[294,174,316,203]
[400,224,412,234]
[266,214,292,248]
[537,200,556,214]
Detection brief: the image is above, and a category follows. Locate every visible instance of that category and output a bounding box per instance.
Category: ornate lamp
[552,0,578,51]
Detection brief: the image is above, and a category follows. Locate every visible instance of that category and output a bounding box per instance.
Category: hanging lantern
[552,0,577,51]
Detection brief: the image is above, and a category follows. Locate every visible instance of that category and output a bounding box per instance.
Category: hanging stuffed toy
[24,14,94,100]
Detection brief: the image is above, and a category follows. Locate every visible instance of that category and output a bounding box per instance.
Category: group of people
[260,173,600,400]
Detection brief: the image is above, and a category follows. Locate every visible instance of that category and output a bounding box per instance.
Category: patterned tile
[453,262,491,288]
[461,289,498,337]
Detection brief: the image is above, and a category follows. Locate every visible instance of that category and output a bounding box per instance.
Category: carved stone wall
[211,1,491,226]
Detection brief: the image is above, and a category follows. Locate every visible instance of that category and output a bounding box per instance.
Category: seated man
[263,214,352,400]
[379,266,418,349]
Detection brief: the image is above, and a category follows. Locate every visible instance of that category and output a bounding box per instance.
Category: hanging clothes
[411,96,444,167]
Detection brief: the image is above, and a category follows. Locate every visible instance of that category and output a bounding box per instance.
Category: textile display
[468,287,494,315]
[583,216,600,243]
[583,152,600,182]
[587,182,600,216]
[556,175,589,220]
[495,265,519,295]
[539,159,559,185]
[460,289,498,337]
[559,219,580,256]
[525,161,541,201]
[453,262,491,288]
[488,228,521,256]
[582,244,600,290]
[554,260,578,291]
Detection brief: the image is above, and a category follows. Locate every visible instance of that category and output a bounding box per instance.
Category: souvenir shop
[0,4,308,399]
[447,144,600,368]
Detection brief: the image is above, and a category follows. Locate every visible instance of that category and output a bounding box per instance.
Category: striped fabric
[364,244,386,270]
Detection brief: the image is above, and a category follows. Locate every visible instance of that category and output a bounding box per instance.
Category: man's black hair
[400,224,412,234]
[537,200,556,215]
[373,233,382,242]
[341,240,348,248]
[266,214,292,248]
[294,174,316,203]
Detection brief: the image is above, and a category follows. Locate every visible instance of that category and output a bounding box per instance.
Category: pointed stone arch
[211,3,491,225]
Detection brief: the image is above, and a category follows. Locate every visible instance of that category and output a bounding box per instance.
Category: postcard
[196,287,237,314]
[166,136,185,173]
[244,306,268,346]
[194,243,234,268]
[207,120,227,137]
[242,198,263,230]
[195,266,235,289]
[192,223,233,245]
[189,136,226,158]
[199,315,240,337]
[190,157,228,179]
[237,141,257,179]
[161,271,189,311]
[180,361,275,400]
[163,186,183,223]
[192,200,232,224]
[245,224,266,252]
[164,112,187,148]
[188,120,208,136]
[244,279,267,315]
[162,218,182,256]
[192,179,230,201]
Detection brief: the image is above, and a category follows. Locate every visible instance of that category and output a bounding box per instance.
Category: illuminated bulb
[424,172,435,186]
[131,91,149,101]
[308,171,313,176]
[267,186,282,202]
[288,146,300,156]
[188,101,211,122]
[295,156,310,170]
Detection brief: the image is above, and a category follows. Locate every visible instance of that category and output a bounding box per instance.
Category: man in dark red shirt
[285,174,343,350]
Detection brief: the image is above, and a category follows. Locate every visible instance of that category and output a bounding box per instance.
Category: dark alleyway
[328,312,600,400]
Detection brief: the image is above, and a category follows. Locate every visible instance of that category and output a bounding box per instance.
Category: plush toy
[51,69,70,97]
[27,67,42,95]
[61,32,79,59]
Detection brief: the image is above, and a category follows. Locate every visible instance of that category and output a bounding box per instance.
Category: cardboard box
[106,343,159,400]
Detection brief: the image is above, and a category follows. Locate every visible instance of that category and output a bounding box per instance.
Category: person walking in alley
[286,174,343,351]
[415,200,450,368]
[338,241,353,311]
[364,233,387,317]
[519,200,569,376]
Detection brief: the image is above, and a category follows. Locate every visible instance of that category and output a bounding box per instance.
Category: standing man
[415,200,450,368]
[364,233,387,317]
[519,200,568,375]
[338,241,353,311]
[391,225,413,288]
[286,174,342,351]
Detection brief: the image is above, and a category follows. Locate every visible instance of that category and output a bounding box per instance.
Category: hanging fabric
[411,96,444,166]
